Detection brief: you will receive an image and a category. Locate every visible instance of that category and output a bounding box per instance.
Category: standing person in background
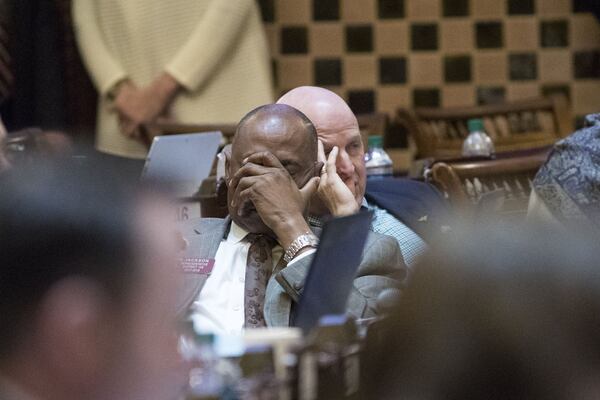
[72,0,273,170]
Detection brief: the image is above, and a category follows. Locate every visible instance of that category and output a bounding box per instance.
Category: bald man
[278,87,427,268]
[177,104,406,333]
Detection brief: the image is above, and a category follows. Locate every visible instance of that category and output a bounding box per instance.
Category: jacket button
[293,283,302,290]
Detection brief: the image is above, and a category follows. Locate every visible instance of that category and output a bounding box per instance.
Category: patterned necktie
[244,233,277,328]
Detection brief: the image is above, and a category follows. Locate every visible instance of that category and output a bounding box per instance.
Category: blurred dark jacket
[365,177,452,243]
[1,0,66,131]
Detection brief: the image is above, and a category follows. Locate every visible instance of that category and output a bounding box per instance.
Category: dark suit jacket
[365,177,452,243]
[176,217,407,327]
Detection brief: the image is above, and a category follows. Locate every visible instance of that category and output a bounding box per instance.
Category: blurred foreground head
[366,225,600,400]
[0,160,181,400]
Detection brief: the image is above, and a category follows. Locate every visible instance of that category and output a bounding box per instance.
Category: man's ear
[222,144,232,184]
[313,160,324,178]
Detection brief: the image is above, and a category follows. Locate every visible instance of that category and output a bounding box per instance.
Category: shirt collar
[227,221,250,244]
[307,214,325,228]
[308,198,369,227]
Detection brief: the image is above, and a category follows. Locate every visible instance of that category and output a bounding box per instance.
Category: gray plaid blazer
[176,217,406,327]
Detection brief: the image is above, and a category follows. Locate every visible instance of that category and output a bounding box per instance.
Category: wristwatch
[284,233,319,263]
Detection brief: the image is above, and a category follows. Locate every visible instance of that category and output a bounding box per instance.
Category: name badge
[179,257,215,275]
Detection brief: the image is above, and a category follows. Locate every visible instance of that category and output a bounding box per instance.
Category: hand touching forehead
[226,104,320,235]
[230,104,318,176]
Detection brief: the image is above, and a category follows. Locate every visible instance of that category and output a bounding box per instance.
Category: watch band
[283,232,319,263]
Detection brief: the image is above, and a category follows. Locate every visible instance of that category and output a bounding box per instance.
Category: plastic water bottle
[462,118,495,157]
[364,136,393,178]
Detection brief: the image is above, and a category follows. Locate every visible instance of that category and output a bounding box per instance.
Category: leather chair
[396,95,571,159]
[427,148,550,221]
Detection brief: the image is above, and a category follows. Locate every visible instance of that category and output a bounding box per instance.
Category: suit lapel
[175,217,230,317]
[265,275,293,327]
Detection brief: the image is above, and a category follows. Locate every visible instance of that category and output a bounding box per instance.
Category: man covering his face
[177,104,406,334]
[226,104,321,243]
[277,86,428,268]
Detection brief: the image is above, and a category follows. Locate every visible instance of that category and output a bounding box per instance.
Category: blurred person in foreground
[0,114,73,175]
[364,225,600,399]
[0,161,182,400]
[72,0,273,168]
[528,113,600,231]
[177,104,406,334]
[277,87,429,268]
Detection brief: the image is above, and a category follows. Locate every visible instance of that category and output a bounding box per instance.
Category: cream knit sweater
[73,0,273,159]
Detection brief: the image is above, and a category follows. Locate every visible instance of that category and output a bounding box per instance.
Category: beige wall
[262,0,600,126]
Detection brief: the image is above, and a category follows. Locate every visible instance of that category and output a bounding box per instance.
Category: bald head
[277,86,358,135]
[228,103,320,233]
[235,103,317,150]
[277,87,367,212]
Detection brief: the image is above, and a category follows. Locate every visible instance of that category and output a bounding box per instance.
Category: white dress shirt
[190,222,314,335]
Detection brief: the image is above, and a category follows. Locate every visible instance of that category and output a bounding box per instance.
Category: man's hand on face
[317,140,360,217]
[229,151,320,249]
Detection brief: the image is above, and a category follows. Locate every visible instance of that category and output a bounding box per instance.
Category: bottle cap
[468,118,484,132]
[368,135,383,148]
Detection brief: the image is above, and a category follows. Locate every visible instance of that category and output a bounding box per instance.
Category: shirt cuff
[286,248,317,267]
[100,72,128,97]
[163,64,194,92]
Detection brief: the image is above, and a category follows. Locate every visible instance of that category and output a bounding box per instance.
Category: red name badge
[179,258,215,275]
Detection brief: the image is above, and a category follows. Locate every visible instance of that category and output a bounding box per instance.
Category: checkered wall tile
[258,0,600,127]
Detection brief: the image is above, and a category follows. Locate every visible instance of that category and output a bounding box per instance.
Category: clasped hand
[112,73,179,140]
[229,151,320,248]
